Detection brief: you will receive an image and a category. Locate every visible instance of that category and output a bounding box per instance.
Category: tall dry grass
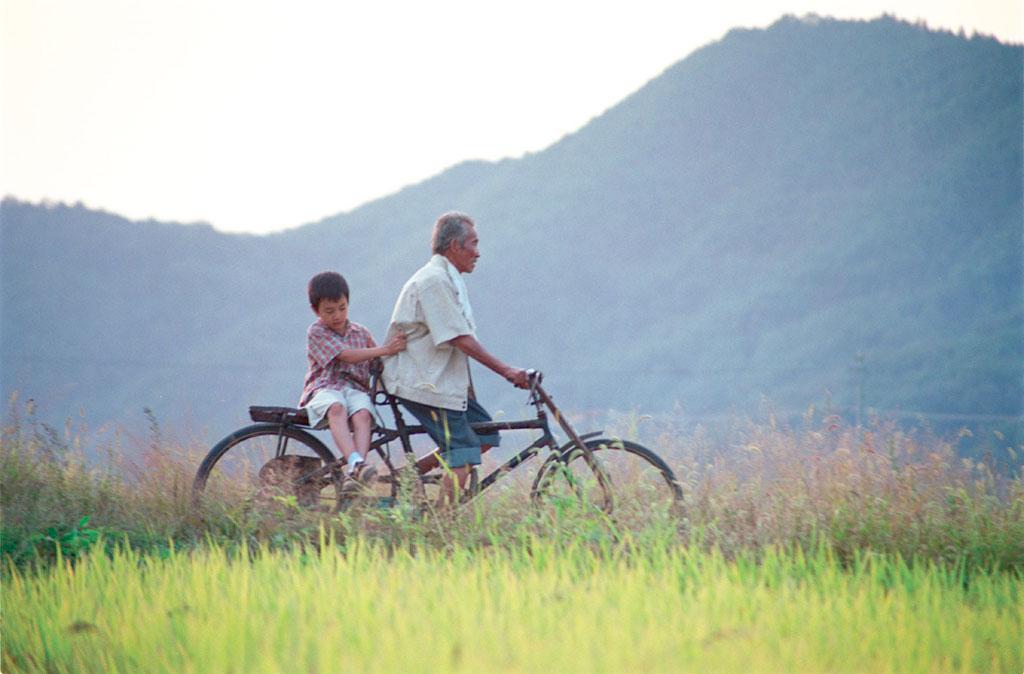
[0,396,207,564]
[2,395,1022,573]
[635,407,1024,571]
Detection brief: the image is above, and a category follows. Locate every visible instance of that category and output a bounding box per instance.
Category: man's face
[314,295,349,332]
[448,225,480,274]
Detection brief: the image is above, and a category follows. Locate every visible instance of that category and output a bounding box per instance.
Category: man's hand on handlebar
[504,367,531,389]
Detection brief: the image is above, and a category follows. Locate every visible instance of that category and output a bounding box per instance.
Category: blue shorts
[397,397,500,468]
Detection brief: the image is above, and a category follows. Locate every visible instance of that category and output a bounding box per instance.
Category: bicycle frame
[287,371,611,503]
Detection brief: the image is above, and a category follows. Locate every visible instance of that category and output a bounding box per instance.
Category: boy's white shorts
[303,387,375,430]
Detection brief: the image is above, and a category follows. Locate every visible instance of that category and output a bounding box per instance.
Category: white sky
[3,1,1021,234]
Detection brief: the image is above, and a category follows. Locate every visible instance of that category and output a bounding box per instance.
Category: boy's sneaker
[342,463,377,494]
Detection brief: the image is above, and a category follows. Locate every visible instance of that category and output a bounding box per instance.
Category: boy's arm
[336,330,406,364]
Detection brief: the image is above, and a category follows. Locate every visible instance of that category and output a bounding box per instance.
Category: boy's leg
[350,408,373,457]
[326,403,357,463]
[341,408,378,489]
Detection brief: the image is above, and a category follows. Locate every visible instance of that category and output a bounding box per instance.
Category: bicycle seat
[248,406,311,426]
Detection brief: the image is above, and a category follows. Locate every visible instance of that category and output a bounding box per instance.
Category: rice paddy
[3,536,1021,673]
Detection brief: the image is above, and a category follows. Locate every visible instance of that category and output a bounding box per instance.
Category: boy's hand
[386,330,407,355]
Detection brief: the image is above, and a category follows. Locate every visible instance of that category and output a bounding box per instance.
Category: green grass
[2,396,1023,672]
[3,537,1021,673]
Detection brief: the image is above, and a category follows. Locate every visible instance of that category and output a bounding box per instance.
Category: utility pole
[854,351,865,429]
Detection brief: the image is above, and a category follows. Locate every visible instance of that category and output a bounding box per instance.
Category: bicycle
[193,367,683,521]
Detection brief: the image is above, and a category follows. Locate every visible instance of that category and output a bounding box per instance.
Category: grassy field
[4,537,1021,673]
[2,397,1022,672]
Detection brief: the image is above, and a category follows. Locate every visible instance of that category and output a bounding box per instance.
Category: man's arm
[450,334,529,388]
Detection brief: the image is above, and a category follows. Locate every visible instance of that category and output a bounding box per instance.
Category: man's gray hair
[431,211,475,254]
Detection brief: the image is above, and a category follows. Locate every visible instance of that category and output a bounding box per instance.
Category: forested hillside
[2,15,1020,451]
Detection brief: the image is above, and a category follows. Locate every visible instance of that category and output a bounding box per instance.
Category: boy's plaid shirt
[299,319,377,405]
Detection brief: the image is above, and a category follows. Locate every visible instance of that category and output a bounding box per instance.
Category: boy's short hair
[308,271,349,309]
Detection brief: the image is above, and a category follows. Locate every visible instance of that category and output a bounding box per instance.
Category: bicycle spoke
[532,438,682,525]
[194,425,342,513]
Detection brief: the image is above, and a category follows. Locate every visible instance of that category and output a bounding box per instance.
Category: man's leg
[396,398,485,507]
[438,464,475,507]
[417,445,491,474]
[416,398,498,473]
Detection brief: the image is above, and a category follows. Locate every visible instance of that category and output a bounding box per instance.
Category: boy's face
[314,296,349,332]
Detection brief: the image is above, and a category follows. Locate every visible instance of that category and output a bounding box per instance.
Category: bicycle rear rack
[249,406,311,426]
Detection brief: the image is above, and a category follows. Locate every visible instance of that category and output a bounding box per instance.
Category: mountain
[2,15,1021,453]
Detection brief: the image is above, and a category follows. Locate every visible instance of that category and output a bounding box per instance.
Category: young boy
[299,271,406,486]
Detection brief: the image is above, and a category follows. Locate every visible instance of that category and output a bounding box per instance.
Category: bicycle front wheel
[193,423,343,512]
[531,438,683,524]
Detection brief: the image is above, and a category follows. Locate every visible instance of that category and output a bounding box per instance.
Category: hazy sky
[3,1,1020,234]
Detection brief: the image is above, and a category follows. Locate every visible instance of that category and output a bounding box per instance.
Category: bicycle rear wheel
[193,424,343,512]
[531,438,682,524]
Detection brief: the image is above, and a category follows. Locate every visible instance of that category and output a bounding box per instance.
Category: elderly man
[382,211,529,503]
